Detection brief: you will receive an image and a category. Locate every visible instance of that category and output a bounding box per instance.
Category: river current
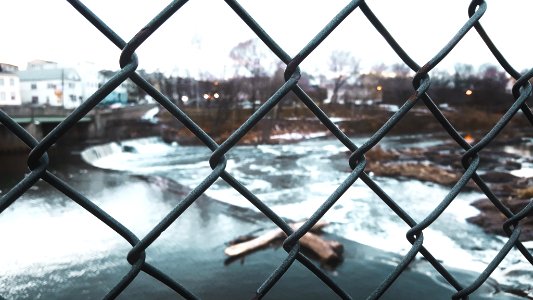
[1,135,532,298]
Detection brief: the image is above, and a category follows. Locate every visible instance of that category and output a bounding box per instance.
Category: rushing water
[82,136,532,288]
[1,135,532,299]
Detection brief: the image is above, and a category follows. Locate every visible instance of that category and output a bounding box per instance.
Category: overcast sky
[1,0,531,77]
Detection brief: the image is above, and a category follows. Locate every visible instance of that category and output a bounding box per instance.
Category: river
[0,134,531,299]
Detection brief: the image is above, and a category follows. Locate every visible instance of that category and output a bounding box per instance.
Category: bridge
[0,104,158,152]
[1,106,93,124]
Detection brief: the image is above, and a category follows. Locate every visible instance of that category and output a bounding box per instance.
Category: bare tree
[478,64,507,90]
[391,63,411,77]
[370,63,388,76]
[453,63,475,90]
[431,69,453,89]
[329,50,359,104]
[230,39,267,77]
[230,38,270,111]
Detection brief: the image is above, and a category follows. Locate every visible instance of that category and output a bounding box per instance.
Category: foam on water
[81,137,177,172]
[511,166,533,178]
[80,136,533,289]
[0,182,172,277]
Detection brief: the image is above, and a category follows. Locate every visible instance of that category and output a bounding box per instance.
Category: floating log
[225,228,284,257]
[296,231,343,262]
[224,220,342,263]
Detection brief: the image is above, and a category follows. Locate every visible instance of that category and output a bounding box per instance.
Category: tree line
[128,38,513,113]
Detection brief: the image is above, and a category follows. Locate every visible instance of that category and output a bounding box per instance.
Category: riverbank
[157,104,531,145]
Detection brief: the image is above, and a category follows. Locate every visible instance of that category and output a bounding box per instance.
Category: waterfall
[81,137,172,167]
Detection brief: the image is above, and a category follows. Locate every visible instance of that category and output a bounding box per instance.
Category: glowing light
[465,89,473,96]
[203,93,209,100]
[376,85,382,91]
[464,133,475,144]
[213,93,220,99]
[181,96,189,102]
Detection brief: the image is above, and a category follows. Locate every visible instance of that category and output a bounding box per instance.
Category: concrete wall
[0,104,159,152]
[0,123,42,152]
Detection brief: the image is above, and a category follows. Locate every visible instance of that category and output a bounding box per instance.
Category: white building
[76,62,101,102]
[18,61,83,109]
[0,63,22,106]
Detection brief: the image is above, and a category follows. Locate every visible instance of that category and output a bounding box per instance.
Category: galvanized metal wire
[1,0,532,299]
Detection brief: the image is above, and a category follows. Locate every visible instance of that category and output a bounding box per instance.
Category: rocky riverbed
[362,142,533,241]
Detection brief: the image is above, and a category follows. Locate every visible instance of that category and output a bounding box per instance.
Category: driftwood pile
[225,221,343,263]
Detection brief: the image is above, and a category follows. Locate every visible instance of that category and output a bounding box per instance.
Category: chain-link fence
[1,0,532,299]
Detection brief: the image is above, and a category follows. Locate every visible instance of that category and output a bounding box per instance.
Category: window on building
[0,79,4,86]
[11,93,16,100]
[68,82,75,88]
[32,96,38,104]
[9,78,15,86]
[69,95,76,101]
[31,83,37,90]
[0,92,5,101]
[47,83,56,89]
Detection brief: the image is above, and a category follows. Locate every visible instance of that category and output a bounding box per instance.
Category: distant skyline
[1,1,531,78]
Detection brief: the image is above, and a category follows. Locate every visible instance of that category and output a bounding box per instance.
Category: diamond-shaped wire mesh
[1,0,532,299]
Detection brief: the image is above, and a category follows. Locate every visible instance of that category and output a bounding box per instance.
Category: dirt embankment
[157,104,531,145]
